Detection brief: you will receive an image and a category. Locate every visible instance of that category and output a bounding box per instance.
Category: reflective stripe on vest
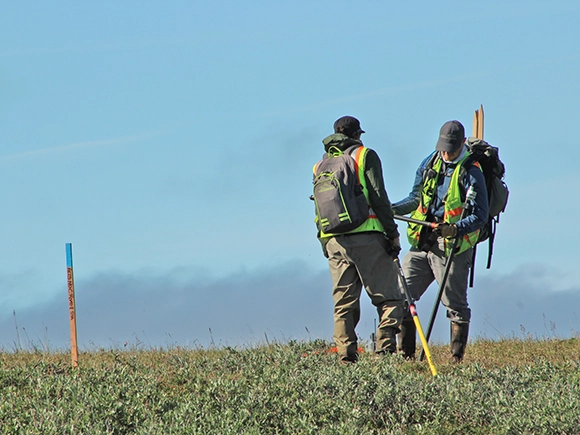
[317,146,385,238]
[407,154,480,256]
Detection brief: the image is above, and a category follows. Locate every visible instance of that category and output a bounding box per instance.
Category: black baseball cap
[333,116,365,137]
[436,120,465,152]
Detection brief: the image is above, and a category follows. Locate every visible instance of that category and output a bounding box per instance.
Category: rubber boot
[450,322,469,363]
[397,318,417,360]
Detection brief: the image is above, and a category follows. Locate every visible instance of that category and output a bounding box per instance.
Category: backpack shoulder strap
[456,152,483,195]
[421,151,440,183]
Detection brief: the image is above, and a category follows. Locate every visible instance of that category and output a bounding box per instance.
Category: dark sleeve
[391,165,422,215]
[392,152,434,216]
[363,148,399,239]
[455,165,489,235]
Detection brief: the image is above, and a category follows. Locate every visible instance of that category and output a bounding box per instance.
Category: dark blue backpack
[463,138,509,284]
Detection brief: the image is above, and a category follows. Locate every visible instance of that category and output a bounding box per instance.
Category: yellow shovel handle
[413,314,437,376]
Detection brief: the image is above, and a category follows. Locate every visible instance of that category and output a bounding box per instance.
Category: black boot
[397,318,417,360]
[450,322,469,363]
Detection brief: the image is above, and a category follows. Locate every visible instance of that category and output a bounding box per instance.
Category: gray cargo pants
[402,238,472,323]
[325,232,405,358]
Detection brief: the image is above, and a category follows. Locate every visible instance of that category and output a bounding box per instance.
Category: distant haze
[3,260,578,352]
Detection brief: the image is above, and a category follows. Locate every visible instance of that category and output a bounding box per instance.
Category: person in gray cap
[315,115,404,364]
[392,120,488,362]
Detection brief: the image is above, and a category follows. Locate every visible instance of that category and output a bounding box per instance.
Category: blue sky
[1,1,579,351]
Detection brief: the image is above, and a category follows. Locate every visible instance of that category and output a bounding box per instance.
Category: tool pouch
[419,227,438,252]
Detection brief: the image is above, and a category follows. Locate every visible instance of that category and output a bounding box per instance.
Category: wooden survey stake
[66,243,79,367]
[472,104,484,140]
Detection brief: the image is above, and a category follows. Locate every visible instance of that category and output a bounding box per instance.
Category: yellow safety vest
[407,154,480,256]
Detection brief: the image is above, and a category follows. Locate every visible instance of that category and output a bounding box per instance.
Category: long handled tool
[393,215,437,228]
[393,257,437,376]
[418,185,477,361]
[469,105,485,286]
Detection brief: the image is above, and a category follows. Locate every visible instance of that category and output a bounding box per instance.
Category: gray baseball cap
[436,120,465,152]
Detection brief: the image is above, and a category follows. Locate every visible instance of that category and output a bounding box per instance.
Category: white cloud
[0,134,151,163]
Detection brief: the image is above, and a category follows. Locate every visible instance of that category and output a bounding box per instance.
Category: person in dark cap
[333,115,366,137]
[392,120,488,363]
[315,115,404,364]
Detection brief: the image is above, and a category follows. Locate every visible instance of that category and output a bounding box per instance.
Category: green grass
[1,338,580,434]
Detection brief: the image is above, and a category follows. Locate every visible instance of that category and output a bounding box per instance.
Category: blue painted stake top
[66,243,73,268]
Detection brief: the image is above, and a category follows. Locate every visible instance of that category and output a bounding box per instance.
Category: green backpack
[312,145,369,234]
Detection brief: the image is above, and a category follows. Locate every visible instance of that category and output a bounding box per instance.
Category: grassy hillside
[1,338,579,434]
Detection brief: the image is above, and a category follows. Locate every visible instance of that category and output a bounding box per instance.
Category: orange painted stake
[66,243,79,367]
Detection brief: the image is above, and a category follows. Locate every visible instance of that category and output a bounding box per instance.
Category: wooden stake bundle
[472,104,484,139]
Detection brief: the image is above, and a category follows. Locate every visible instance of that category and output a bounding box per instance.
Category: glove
[385,236,401,258]
[436,223,458,238]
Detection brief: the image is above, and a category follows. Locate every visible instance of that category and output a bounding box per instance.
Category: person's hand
[386,236,401,258]
[436,223,457,238]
